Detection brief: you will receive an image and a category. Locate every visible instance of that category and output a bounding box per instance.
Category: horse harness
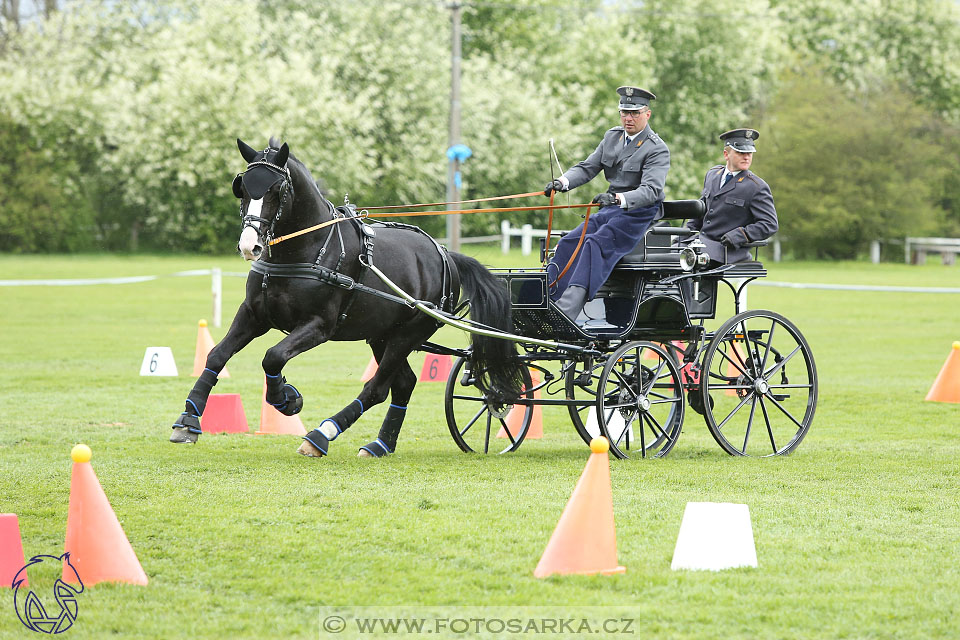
[248,200,457,337]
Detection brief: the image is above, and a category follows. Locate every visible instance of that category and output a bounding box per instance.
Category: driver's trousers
[548,201,660,301]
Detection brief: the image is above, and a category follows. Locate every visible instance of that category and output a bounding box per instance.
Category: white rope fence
[3,268,959,328]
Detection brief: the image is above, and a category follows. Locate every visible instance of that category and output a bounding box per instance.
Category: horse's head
[233,139,293,261]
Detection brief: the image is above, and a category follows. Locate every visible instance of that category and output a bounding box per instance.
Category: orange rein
[268,190,593,247]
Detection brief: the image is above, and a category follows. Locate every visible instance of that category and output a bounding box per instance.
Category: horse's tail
[449,252,525,400]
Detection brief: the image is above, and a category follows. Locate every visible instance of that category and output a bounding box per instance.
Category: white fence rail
[500,221,549,255]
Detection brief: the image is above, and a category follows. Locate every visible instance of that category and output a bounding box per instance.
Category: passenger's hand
[544,180,565,197]
[591,192,617,207]
[720,230,743,248]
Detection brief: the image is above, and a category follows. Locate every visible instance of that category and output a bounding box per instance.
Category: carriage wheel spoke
[763,344,802,379]
[716,343,750,378]
[714,392,754,433]
[642,410,669,442]
[637,412,646,457]
[762,390,806,429]
[483,413,492,454]
[758,320,777,373]
[452,393,488,402]
[758,395,778,454]
[497,416,516,445]
[642,358,668,396]
[649,396,681,406]
[607,408,635,447]
[459,405,487,438]
[611,369,640,401]
[742,394,759,452]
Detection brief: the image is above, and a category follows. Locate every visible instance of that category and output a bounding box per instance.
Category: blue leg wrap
[173,412,202,434]
[266,375,303,416]
[359,438,394,458]
[185,368,220,416]
[328,399,364,431]
[375,404,407,452]
[302,429,330,456]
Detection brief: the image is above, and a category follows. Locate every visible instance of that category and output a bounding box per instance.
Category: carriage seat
[613,199,705,269]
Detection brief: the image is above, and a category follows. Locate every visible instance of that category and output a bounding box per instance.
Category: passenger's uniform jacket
[561,124,670,211]
[687,165,778,263]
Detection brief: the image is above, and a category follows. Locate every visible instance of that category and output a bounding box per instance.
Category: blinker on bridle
[234,152,295,257]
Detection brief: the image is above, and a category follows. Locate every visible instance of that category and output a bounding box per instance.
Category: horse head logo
[13,553,84,634]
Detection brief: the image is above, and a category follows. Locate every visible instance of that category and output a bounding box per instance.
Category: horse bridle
[233,155,295,256]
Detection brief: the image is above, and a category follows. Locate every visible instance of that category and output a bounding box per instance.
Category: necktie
[721,172,733,187]
[624,135,632,147]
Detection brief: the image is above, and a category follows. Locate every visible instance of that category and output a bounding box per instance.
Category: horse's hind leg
[353,327,433,458]
[357,354,417,458]
[298,341,390,458]
[171,307,267,443]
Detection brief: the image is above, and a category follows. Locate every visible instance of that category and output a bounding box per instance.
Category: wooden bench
[905,237,960,265]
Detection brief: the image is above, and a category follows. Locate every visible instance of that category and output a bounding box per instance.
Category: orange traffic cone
[256,378,307,435]
[498,371,543,439]
[360,356,378,382]
[62,445,148,586]
[725,341,747,396]
[534,437,626,578]
[925,342,960,403]
[200,394,249,434]
[192,319,229,378]
[1,513,27,588]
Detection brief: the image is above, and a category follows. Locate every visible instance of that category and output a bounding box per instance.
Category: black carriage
[442,199,818,458]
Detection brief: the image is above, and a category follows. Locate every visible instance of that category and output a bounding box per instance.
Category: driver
[544,86,670,330]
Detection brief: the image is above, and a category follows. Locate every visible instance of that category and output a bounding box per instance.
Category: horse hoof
[357,449,373,458]
[297,440,325,457]
[170,427,198,444]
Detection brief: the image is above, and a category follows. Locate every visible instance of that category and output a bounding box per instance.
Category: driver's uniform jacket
[561,124,669,210]
[549,125,669,301]
[686,165,778,263]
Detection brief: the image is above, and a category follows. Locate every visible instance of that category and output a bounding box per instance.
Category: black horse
[170,139,524,457]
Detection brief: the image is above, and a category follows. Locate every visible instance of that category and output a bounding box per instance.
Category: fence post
[211,267,222,328]
[501,220,511,254]
[772,238,781,263]
[870,240,880,264]
[521,224,533,256]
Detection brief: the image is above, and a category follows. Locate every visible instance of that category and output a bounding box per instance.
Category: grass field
[1,249,959,639]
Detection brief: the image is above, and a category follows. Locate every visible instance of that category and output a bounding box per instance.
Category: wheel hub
[637,395,651,412]
[754,378,769,394]
[486,402,512,419]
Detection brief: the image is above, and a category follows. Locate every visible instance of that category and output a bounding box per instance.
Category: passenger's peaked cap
[720,128,760,153]
[617,86,656,110]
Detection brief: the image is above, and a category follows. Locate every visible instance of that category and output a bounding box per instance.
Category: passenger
[544,85,670,330]
[686,129,778,265]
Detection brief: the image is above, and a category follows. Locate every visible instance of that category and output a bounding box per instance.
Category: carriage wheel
[700,310,818,456]
[444,356,534,454]
[595,341,685,459]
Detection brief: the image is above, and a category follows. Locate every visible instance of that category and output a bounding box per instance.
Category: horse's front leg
[170,306,267,444]
[262,319,331,419]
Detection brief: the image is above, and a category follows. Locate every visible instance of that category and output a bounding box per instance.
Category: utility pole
[445,2,462,251]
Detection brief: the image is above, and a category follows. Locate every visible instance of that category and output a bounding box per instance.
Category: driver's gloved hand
[591,192,617,207]
[544,180,566,197]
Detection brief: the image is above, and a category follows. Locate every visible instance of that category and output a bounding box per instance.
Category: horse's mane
[269,136,328,196]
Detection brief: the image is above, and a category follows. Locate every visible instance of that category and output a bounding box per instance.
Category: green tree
[753,69,951,258]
